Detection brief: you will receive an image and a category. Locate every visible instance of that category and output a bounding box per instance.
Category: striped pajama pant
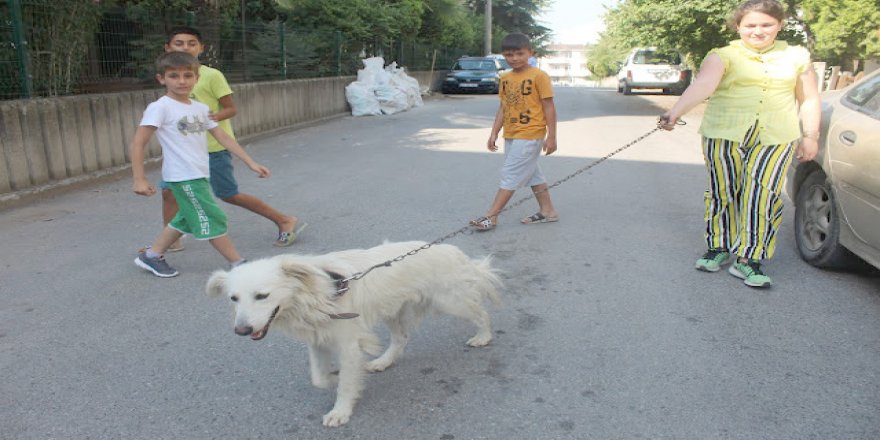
[702,123,797,261]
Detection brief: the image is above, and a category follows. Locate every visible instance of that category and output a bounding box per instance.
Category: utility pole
[484,0,492,55]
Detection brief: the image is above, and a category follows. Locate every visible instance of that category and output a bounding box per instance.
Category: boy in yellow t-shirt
[161,26,304,249]
[470,33,559,231]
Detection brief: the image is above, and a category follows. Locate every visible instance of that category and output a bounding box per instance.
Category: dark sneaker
[135,250,179,278]
[695,249,731,272]
[728,260,772,288]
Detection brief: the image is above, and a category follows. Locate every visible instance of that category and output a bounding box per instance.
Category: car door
[826,73,880,249]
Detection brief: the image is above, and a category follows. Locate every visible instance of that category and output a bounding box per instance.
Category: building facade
[538,44,592,86]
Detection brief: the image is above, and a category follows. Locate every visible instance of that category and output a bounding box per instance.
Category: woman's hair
[730,0,786,28]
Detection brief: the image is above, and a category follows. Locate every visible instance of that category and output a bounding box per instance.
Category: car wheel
[617,82,623,93]
[794,171,857,268]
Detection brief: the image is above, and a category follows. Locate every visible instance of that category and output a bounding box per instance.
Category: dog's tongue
[251,328,267,340]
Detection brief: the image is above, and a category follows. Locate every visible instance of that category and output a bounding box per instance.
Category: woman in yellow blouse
[659,0,821,288]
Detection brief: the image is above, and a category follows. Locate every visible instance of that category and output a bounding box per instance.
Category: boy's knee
[221,193,242,204]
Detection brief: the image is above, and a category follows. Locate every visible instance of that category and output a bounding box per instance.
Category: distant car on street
[487,53,512,71]
[786,69,880,271]
[442,56,505,94]
[616,47,691,95]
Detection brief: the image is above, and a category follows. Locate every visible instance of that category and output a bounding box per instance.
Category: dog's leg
[463,307,493,347]
[322,341,364,427]
[435,297,494,347]
[308,344,338,389]
[365,310,413,372]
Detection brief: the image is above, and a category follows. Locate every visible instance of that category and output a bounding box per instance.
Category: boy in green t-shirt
[161,26,305,249]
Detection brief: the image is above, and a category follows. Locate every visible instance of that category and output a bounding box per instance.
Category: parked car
[785,69,880,270]
[442,57,505,94]
[616,47,691,95]
[487,54,512,71]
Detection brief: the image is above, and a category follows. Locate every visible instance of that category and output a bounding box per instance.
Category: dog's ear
[279,258,314,284]
[205,270,228,297]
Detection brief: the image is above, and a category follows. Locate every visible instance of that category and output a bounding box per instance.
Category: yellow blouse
[700,40,811,145]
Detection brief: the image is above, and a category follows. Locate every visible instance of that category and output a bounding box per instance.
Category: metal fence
[0,0,466,100]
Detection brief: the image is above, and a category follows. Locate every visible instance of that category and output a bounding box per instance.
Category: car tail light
[679,71,687,81]
[627,70,632,81]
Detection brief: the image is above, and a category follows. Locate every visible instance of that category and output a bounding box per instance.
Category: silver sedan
[786,69,880,270]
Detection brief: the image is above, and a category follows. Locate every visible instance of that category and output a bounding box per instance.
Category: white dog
[206,241,501,427]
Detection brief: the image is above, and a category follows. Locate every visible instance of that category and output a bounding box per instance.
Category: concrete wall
[0,71,442,206]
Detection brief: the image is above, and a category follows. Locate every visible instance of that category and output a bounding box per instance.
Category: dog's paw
[322,409,352,427]
[466,334,492,347]
[365,359,392,372]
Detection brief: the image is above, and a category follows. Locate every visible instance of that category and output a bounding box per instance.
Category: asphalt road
[2,87,878,440]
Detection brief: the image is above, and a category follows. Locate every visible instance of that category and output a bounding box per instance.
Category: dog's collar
[325,270,350,296]
[325,271,359,320]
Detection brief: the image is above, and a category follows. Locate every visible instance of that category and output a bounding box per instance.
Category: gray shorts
[499,138,546,190]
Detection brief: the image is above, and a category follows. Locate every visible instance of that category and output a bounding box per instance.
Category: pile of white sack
[345,57,424,116]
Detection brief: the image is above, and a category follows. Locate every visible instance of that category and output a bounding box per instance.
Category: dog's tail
[473,256,503,306]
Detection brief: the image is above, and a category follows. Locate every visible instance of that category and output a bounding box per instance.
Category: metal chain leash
[337,122,682,289]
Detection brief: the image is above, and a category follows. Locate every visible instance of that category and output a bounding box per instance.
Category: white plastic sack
[362,56,385,71]
[362,57,391,85]
[375,84,409,115]
[346,57,423,115]
[345,81,381,116]
[386,62,423,108]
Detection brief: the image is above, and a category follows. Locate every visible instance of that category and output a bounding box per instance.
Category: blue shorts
[499,139,546,190]
[208,150,239,199]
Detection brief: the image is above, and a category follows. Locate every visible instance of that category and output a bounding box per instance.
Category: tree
[599,0,745,67]
[799,0,880,69]
[465,0,553,53]
[586,0,880,78]
[19,0,107,95]
[418,0,481,50]
[275,0,424,42]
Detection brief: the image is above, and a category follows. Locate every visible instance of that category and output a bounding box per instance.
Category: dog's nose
[234,325,253,336]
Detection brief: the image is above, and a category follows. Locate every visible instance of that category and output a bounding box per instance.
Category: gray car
[441,57,504,94]
[786,69,880,270]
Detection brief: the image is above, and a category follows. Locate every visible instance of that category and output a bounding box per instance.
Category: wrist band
[802,130,820,139]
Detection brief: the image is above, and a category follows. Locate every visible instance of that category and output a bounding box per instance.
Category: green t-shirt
[192,65,235,152]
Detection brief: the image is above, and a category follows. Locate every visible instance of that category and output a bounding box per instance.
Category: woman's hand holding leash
[796,135,819,162]
[657,114,686,130]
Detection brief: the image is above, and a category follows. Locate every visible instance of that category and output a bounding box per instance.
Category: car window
[455,59,496,70]
[632,50,681,65]
[843,74,880,120]
[497,58,511,70]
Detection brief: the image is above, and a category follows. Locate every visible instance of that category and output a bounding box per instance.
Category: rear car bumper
[441,82,498,93]
[626,80,687,89]
[622,71,691,90]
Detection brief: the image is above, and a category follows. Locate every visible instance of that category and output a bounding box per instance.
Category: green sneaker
[695,249,731,272]
[728,260,772,288]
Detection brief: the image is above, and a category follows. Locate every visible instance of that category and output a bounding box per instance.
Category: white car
[616,47,691,95]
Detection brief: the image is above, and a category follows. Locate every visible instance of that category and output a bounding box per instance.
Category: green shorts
[166,179,228,240]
